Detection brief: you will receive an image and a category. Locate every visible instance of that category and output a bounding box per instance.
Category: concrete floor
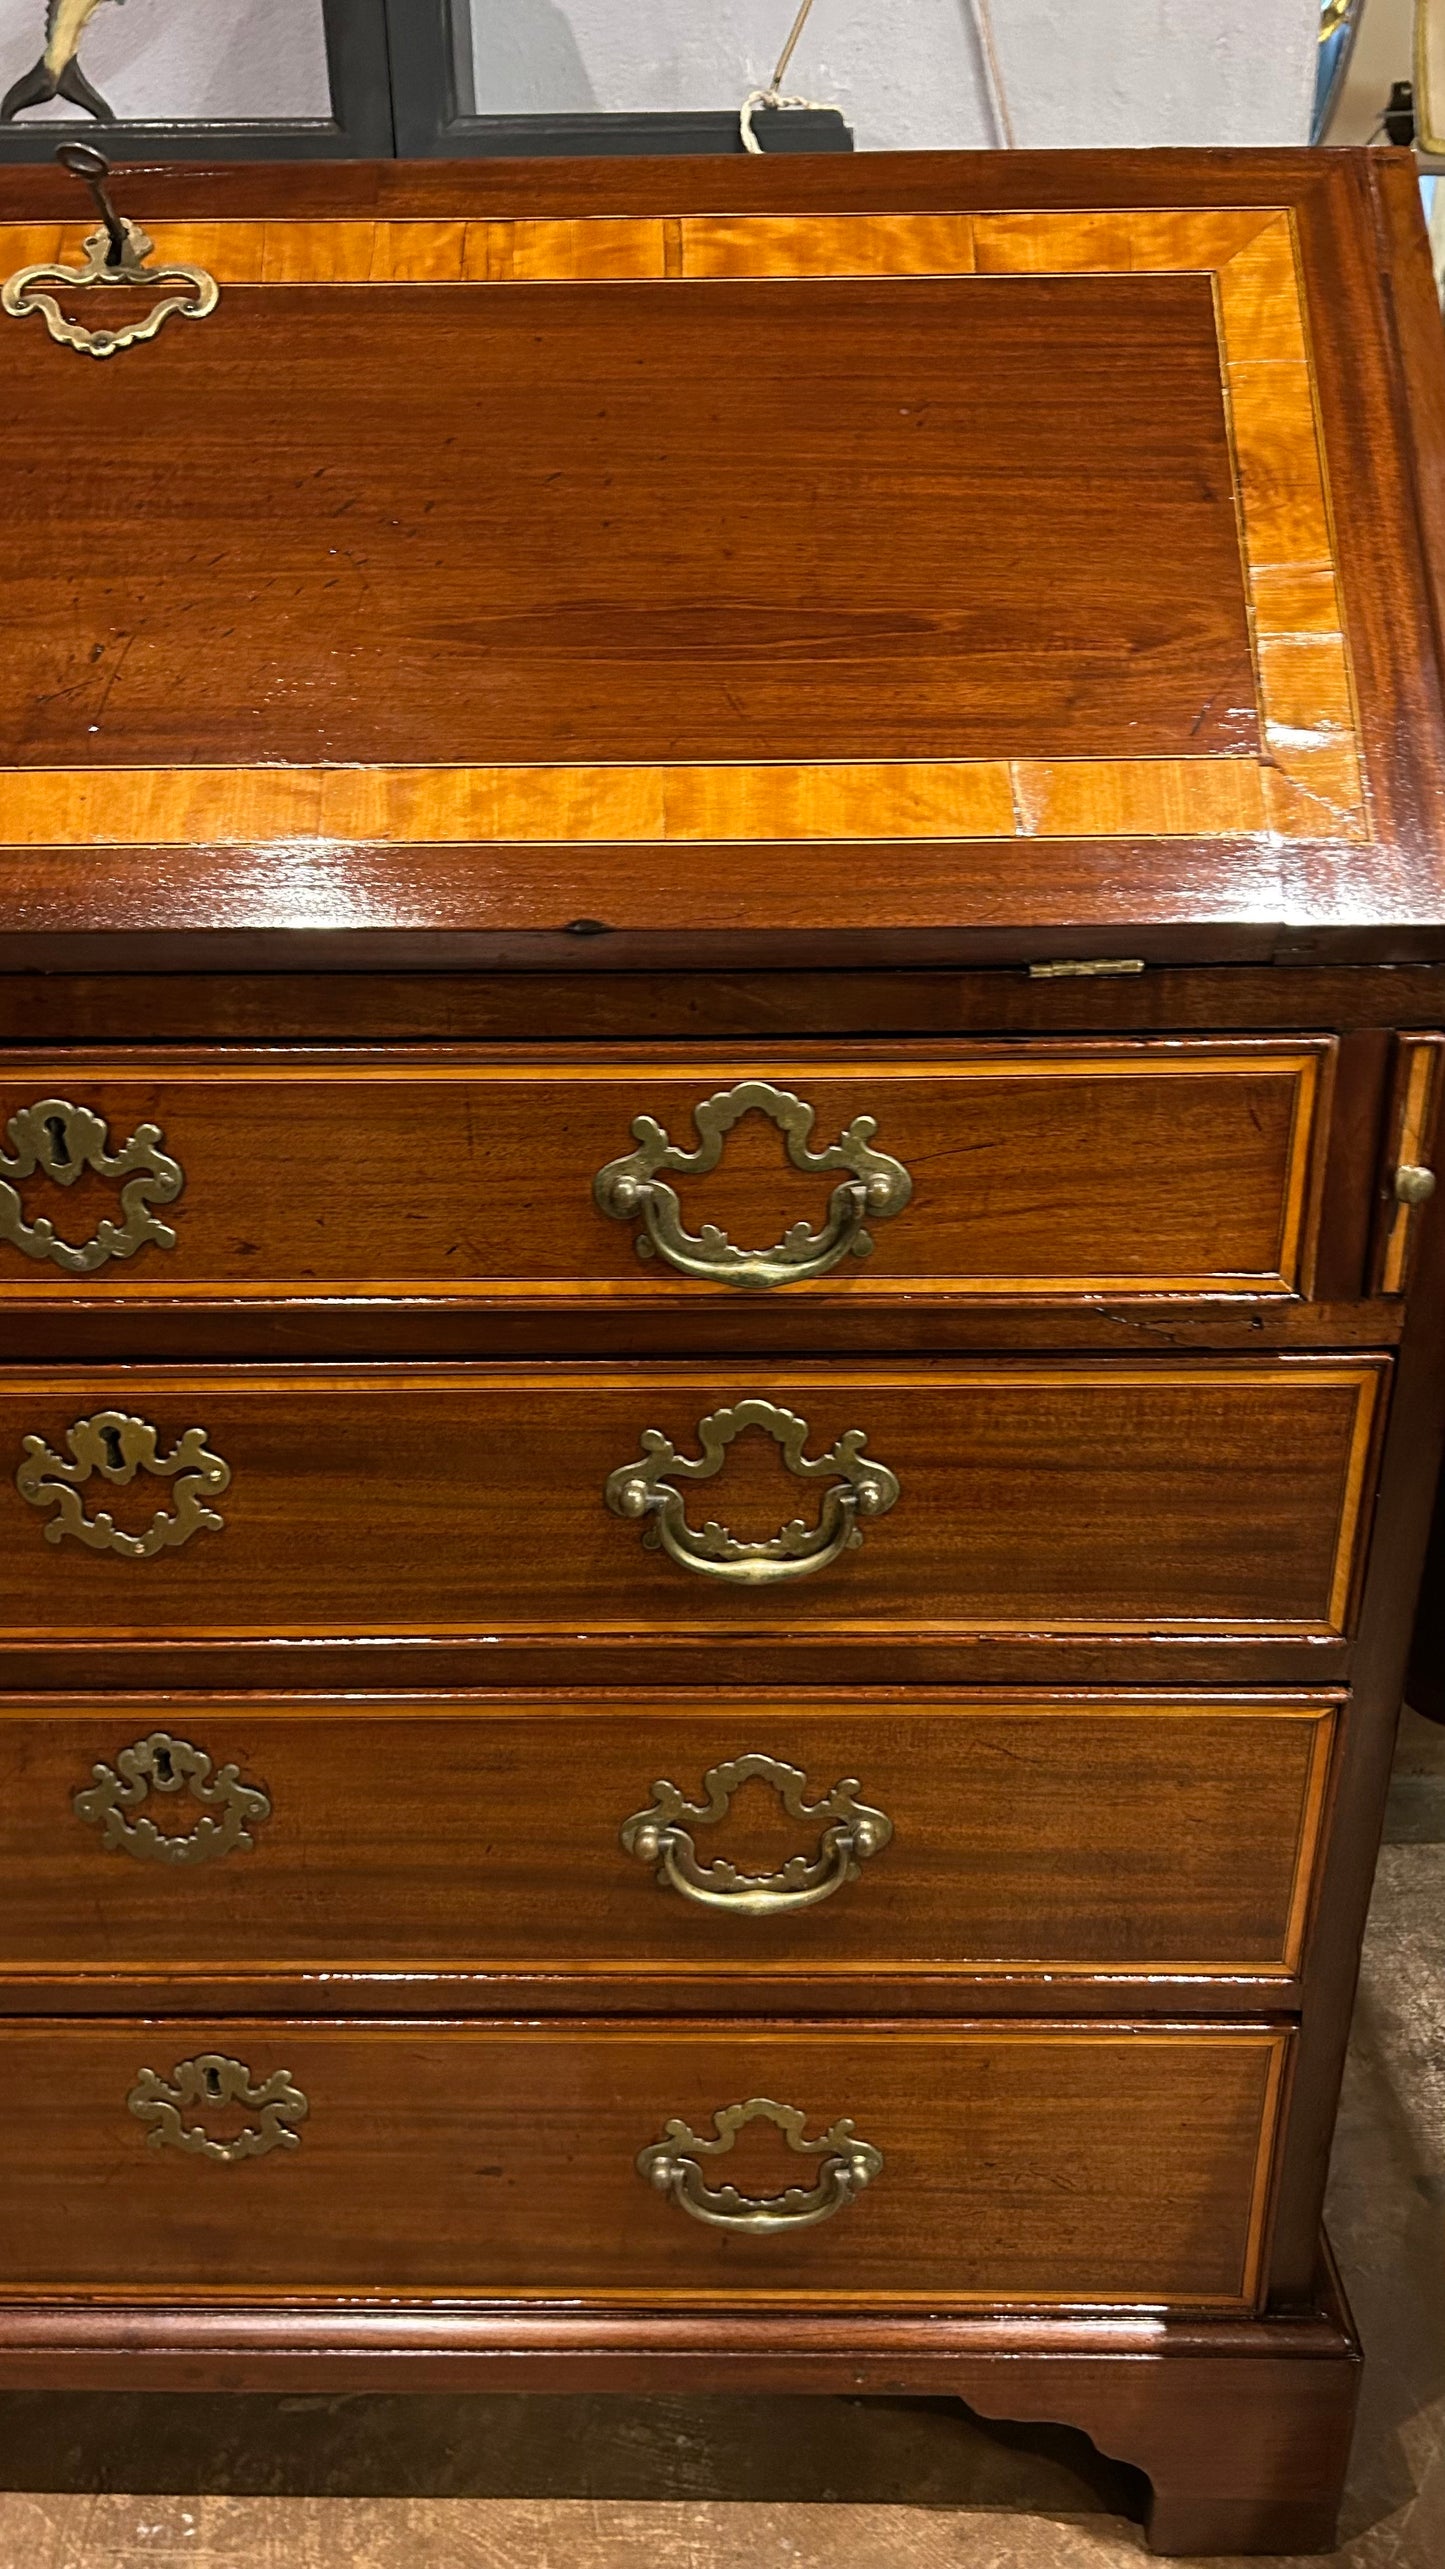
[3,1709,1443,2569]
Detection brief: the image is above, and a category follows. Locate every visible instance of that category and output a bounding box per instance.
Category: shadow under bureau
[0,141,1443,2558]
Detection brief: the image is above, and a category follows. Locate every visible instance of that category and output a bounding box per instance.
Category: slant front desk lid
[1,148,1443,968]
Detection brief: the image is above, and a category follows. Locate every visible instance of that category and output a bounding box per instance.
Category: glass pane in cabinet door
[458,0,980,146]
[0,0,331,126]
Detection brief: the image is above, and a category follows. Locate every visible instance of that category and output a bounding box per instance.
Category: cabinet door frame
[0,0,393,161]
[384,0,853,158]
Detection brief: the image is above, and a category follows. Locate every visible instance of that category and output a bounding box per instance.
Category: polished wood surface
[0,1359,1386,1647]
[0,963,1439,1041]
[0,151,1440,967]
[0,1691,1336,1994]
[1374,1034,1444,1293]
[2,144,1444,2557]
[0,2018,1287,2310]
[0,202,1303,287]
[0,203,1359,866]
[0,1039,1333,1306]
[0,2287,1363,2560]
[0,208,1327,792]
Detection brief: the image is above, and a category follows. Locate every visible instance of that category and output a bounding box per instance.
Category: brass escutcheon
[16,1411,230,1557]
[2,148,218,359]
[637,2095,883,2232]
[0,1097,182,1273]
[594,1079,911,1289]
[75,1732,270,1865]
[1,221,219,358]
[621,1752,893,1913]
[605,1396,899,1585]
[127,2054,308,2163]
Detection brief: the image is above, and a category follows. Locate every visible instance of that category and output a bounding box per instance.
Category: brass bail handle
[637,2096,884,2234]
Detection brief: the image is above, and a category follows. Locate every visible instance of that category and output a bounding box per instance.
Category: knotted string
[740,0,835,152]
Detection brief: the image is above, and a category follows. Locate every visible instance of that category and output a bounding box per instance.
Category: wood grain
[0,1038,1334,1306]
[0,963,1435,1042]
[0,2285,1363,2559]
[1215,216,1310,369]
[0,151,1439,2550]
[1262,741,1370,843]
[679,213,977,278]
[1248,564,1344,638]
[0,1691,1338,1991]
[1227,363,1335,572]
[0,260,1259,782]
[0,147,1437,960]
[1011,759,1267,841]
[0,2017,1288,2310]
[0,1359,1387,1647]
[0,745,1366,848]
[5,156,1426,960]
[0,196,1364,859]
[1374,1034,1444,1293]
[0,206,1288,290]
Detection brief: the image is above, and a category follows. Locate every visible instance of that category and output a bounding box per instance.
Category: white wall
[0,0,1323,145]
[464,0,1323,150]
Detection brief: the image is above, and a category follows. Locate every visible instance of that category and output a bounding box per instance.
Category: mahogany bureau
[0,143,1442,2559]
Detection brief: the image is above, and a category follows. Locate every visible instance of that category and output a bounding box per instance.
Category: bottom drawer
[0,2019,1288,2311]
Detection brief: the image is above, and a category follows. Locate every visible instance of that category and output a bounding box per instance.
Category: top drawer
[0,1040,1333,1310]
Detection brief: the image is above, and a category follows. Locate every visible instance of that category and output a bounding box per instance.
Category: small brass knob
[1395,1164,1437,1207]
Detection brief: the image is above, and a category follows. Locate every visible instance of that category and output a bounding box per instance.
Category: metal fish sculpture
[2,0,122,126]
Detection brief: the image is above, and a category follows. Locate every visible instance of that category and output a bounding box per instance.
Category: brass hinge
[1027,958,1147,981]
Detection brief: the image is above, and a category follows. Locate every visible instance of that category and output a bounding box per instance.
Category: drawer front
[0,1693,1337,1989]
[0,1040,1332,1304]
[0,2018,1287,2309]
[0,1360,1386,1646]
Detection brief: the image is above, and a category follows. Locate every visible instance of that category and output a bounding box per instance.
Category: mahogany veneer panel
[0,267,1254,773]
[0,2018,1287,2309]
[4,153,1445,972]
[0,1040,1332,1306]
[0,1360,1386,1646]
[0,1692,1337,1991]
[1,145,1443,2555]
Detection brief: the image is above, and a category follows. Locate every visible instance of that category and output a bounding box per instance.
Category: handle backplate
[622,1752,892,1912]
[637,2094,882,2232]
[605,1396,899,1586]
[594,1079,911,1289]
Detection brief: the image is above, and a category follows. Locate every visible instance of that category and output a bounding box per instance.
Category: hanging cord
[741,0,836,152]
[968,0,1018,148]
